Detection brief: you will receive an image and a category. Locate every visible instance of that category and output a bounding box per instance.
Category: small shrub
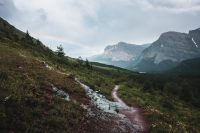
[0,72,8,81]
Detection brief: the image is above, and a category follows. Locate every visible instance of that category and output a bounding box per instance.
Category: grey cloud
[148,1,180,8]
[36,9,47,22]
[146,0,200,10]
[1,0,200,58]
[0,0,17,19]
[81,0,200,46]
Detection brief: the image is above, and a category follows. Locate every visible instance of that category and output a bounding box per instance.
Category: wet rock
[49,83,70,101]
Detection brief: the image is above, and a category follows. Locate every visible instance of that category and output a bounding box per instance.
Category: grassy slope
[0,43,85,133]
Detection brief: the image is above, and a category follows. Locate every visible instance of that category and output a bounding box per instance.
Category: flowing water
[77,79,148,133]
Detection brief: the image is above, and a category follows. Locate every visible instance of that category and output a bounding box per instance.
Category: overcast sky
[1,0,200,58]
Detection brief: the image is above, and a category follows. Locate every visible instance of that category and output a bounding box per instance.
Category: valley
[0,17,200,133]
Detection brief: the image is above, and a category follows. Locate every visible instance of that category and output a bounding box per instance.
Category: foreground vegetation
[0,43,87,133]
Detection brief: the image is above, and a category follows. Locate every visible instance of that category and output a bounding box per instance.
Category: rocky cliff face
[103,42,148,61]
[189,28,200,47]
[89,42,149,68]
[140,30,200,64]
[134,28,200,72]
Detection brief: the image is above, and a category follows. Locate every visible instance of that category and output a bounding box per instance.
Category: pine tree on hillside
[25,30,30,39]
[85,59,92,69]
[85,59,89,66]
[56,45,65,57]
[78,56,83,65]
[23,30,33,44]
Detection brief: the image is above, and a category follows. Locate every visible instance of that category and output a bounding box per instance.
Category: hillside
[0,17,124,132]
[0,17,200,132]
[168,57,200,75]
[0,17,91,133]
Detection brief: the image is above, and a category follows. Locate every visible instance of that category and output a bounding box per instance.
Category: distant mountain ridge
[104,42,149,61]
[131,28,200,72]
[89,42,149,68]
[89,27,200,74]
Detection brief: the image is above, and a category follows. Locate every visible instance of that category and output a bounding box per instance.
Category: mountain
[132,28,200,72]
[89,42,149,68]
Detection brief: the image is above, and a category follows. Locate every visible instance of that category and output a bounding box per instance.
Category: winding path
[40,58,148,132]
[112,85,149,133]
[77,78,149,133]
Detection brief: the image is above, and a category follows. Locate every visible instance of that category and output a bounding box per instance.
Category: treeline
[126,74,200,107]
